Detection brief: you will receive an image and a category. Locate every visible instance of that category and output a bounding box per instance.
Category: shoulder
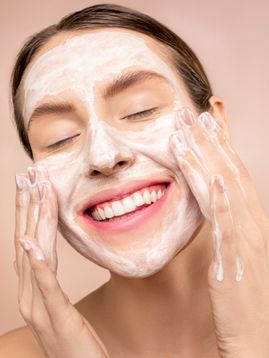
[0,284,109,358]
[0,325,46,357]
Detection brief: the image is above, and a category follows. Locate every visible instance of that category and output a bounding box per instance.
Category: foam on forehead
[23,30,184,125]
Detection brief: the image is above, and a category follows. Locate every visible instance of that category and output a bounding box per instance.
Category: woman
[1,3,268,357]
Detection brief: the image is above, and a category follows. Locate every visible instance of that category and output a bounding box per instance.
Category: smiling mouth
[84,183,169,222]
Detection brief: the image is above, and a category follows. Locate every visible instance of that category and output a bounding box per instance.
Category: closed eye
[48,133,80,150]
[122,107,158,120]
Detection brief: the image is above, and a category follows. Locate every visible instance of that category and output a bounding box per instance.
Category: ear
[208,95,230,140]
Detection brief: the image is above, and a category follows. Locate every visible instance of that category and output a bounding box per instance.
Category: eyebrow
[27,102,75,130]
[27,70,169,130]
[103,70,169,99]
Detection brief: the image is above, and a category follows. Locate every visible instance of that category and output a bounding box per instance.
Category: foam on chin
[23,30,203,277]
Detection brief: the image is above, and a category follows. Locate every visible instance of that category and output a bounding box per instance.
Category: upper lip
[79,178,172,214]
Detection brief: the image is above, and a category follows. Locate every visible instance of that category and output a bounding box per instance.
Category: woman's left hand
[170,108,269,357]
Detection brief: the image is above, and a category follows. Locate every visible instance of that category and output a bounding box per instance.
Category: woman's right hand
[14,164,110,358]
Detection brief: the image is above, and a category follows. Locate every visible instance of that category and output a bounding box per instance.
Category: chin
[57,188,203,279]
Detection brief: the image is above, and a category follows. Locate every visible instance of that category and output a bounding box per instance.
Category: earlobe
[208,95,230,139]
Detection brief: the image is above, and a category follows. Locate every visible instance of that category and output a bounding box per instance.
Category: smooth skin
[1,100,269,357]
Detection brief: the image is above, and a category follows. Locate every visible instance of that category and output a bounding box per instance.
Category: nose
[87,124,135,177]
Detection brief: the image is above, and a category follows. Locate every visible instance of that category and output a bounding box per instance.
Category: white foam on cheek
[36,110,203,277]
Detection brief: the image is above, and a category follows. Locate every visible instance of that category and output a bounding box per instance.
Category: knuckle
[15,199,24,209]
[39,277,59,297]
[15,201,22,209]
[211,193,228,216]
[16,192,29,208]
[29,196,40,207]
[30,310,47,331]
[217,131,227,146]
[14,234,21,242]
[213,200,228,216]
[19,302,31,322]
[247,232,265,256]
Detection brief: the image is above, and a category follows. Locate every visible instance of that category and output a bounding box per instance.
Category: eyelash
[48,108,158,150]
[123,107,158,120]
[48,133,80,150]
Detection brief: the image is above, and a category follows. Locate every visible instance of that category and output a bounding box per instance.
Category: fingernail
[19,239,32,251]
[19,239,45,261]
[27,166,36,185]
[212,230,224,282]
[15,174,25,191]
[198,112,217,131]
[37,182,46,200]
[183,108,195,126]
[212,174,225,193]
[178,108,195,127]
[171,130,188,156]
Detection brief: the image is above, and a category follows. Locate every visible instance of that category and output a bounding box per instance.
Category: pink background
[0,0,268,335]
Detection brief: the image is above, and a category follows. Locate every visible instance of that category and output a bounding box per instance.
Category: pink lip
[79,178,172,214]
[81,181,173,233]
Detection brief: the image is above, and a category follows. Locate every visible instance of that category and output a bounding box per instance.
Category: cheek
[35,149,86,213]
[118,110,179,173]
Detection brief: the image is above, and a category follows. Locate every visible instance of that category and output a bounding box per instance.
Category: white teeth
[150,190,157,203]
[122,196,136,213]
[143,190,151,204]
[112,201,125,216]
[98,208,106,220]
[133,192,144,206]
[104,206,114,218]
[91,187,166,221]
[92,211,99,220]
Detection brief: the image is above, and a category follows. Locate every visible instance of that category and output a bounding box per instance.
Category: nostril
[115,160,129,170]
[89,159,131,177]
[91,170,100,177]
[117,161,127,167]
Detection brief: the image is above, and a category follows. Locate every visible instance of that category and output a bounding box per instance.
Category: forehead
[22,28,183,122]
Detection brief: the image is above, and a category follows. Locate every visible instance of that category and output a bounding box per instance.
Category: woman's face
[20,28,203,278]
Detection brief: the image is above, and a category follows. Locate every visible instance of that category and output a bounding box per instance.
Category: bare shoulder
[0,284,109,358]
[0,325,46,357]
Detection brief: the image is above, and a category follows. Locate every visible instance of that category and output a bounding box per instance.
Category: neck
[101,221,219,356]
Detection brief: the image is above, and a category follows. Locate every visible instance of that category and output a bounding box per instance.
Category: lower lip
[82,182,173,233]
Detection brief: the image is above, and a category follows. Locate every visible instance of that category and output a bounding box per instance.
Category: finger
[19,238,75,332]
[14,174,29,275]
[18,238,51,332]
[195,110,265,222]
[36,180,58,272]
[13,260,18,276]
[29,179,59,335]
[196,112,266,250]
[170,129,211,220]
[207,174,241,285]
[25,166,41,238]
[14,174,32,301]
[30,268,52,333]
[170,109,265,250]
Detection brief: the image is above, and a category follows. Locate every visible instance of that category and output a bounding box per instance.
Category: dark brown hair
[11,3,213,159]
